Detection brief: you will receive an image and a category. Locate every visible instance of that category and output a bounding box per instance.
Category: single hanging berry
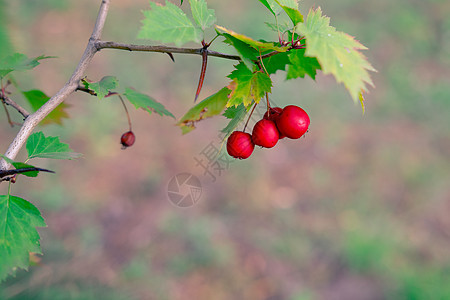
[121,131,135,149]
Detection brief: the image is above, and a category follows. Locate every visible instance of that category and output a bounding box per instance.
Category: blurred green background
[1,0,450,299]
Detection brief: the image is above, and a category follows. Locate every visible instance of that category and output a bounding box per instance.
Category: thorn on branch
[166,52,175,62]
[0,167,55,179]
[194,47,208,103]
[76,84,118,98]
[76,85,97,96]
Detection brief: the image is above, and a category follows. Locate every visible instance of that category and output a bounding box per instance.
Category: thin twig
[1,94,30,119]
[95,41,283,61]
[1,100,14,127]
[0,0,111,171]
[96,41,241,60]
[256,50,272,116]
[206,33,220,47]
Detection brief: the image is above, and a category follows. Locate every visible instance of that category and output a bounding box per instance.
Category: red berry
[121,131,135,148]
[276,105,310,139]
[263,107,286,139]
[277,131,286,140]
[227,131,254,159]
[263,107,283,121]
[252,119,279,148]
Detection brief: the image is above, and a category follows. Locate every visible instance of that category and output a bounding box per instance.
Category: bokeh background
[1,0,450,299]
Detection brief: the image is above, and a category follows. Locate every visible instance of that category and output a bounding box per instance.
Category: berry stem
[243,102,258,133]
[256,51,271,116]
[275,16,282,45]
[118,94,132,131]
[206,33,220,47]
[257,48,269,76]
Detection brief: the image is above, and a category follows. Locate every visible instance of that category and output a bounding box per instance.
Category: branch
[96,41,242,60]
[96,41,285,61]
[0,1,287,171]
[0,93,30,119]
[0,0,110,171]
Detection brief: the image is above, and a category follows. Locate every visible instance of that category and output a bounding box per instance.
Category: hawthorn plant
[0,0,375,281]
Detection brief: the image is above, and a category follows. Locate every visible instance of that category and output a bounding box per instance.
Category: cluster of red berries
[226,105,310,159]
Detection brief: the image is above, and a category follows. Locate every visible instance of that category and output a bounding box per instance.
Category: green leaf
[124,88,175,118]
[0,194,46,282]
[221,103,249,138]
[359,91,365,115]
[296,7,376,101]
[286,48,321,79]
[22,90,70,125]
[0,53,53,78]
[263,0,303,28]
[177,87,230,134]
[138,1,202,46]
[26,131,82,160]
[227,62,272,107]
[262,52,291,74]
[258,0,276,16]
[279,5,303,25]
[265,0,299,15]
[217,25,290,71]
[274,0,298,9]
[216,25,288,53]
[265,22,292,34]
[222,105,243,119]
[222,33,258,71]
[188,0,216,31]
[82,76,118,100]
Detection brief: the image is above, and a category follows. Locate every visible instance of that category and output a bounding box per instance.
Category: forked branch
[0,0,285,171]
[0,0,110,171]
[1,93,30,119]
